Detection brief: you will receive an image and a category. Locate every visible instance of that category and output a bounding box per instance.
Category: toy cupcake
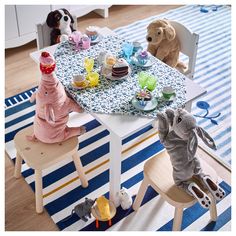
[103,54,116,70]
[137,50,149,65]
[85,26,98,41]
[135,89,152,106]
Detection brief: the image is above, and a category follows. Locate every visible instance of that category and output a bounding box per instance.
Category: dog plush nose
[64,16,68,21]
[147,37,152,42]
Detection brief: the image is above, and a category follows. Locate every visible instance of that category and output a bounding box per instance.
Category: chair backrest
[169,20,199,79]
[36,15,77,50]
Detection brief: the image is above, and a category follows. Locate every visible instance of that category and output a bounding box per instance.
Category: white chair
[168,20,199,112]
[36,15,77,50]
[168,20,199,80]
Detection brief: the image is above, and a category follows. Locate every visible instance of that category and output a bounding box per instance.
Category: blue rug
[5,5,231,231]
[114,5,231,169]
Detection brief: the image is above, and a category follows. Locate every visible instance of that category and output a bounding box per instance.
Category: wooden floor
[5,5,231,231]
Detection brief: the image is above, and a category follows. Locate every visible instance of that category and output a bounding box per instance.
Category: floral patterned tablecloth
[54,35,186,119]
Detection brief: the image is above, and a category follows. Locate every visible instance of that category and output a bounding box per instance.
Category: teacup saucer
[133,58,154,67]
[159,93,176,102]
[131,97,158,111]
[90,34,102,44]
[71,81,89,90]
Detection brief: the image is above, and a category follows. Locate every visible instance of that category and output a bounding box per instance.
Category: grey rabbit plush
[156,108,225,209]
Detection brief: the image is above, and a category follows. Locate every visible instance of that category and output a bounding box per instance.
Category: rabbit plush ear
[157,112,169,142]
[196,127,217,150]
[187,130,198,159]
[165,108,175,126]
[164,23,176,41]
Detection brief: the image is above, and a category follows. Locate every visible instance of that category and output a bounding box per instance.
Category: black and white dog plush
[46,8,76,45]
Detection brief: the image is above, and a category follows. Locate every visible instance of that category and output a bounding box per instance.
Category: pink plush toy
[28,51,86,143]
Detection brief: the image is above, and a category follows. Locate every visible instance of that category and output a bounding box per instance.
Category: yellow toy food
[96,196,111,220]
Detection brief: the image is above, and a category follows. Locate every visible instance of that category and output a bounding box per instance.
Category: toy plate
[131,97,158,111]
[71,81,89,90]
[105,68,131,81]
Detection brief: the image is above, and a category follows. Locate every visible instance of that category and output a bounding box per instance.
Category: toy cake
[85,26,98,41]
[112,58,129,77]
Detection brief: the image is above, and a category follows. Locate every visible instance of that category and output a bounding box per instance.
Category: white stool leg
[172,207,183,231]
[72,153,88,188]
[209,193,217,221]
[35,169,43,214]
[133,178,149,211]
[14,152,22,178]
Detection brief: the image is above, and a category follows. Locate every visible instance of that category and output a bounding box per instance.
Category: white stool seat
[14,125,88,213]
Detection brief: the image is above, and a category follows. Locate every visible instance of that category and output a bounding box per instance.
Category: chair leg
[35,169,43,214]
[209,193,217,221]
[72,152,88,188]
[172,207,183,231]
[132,178,149,211]
[14,152,22,178]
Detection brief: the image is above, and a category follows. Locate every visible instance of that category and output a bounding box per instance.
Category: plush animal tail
[176,61,187,74]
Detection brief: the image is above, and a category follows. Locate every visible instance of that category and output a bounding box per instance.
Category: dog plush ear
[62,8,74,24]
[164,24,176,41]
[46,11,58,28]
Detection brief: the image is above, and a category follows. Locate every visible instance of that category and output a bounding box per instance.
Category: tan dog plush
[146,19,186,73]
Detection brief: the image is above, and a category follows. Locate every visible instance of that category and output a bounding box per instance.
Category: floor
[5,5,231,231]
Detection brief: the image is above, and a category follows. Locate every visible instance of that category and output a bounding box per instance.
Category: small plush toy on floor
[146,19,186,73]
[62,198,96,222]
[46,8,76,45]
[119,187,133,210]
[28,51,86,143]
[156,108,225,209]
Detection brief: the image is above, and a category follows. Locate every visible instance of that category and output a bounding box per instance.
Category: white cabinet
[16,5,51,36]
[5,5,110,49]
[5,5,18,41]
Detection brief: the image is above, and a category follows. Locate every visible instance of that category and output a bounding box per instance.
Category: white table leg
[109,131,122,207]
[185,101,192,112]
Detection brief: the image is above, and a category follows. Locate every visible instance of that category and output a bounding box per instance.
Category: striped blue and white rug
[5,89,231,231]
[114,5,231,169]
[5,5,231,231]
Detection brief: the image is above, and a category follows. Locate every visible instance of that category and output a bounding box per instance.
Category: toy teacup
[132,41,143,54]
[162,86,176,100]
[73,74,88,88]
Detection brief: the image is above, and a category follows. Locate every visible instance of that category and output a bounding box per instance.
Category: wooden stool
[132,150,218,231]
[14,125,88,214]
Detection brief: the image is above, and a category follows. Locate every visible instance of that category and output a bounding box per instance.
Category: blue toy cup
[132,41,143,54]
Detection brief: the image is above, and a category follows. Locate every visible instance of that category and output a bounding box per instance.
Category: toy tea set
[69,26,101,51]
[71,36,176,112]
